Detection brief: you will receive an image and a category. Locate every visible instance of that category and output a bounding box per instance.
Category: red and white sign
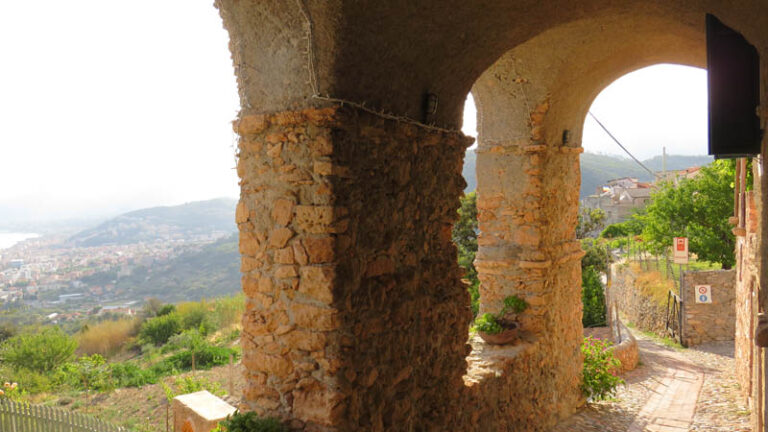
[673,237,688,264]
[695,285,712,304]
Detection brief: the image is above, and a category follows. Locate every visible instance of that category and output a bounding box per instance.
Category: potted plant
[474,295,528,345]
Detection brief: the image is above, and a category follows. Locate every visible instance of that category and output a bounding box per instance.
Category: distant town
[0,232,230,323]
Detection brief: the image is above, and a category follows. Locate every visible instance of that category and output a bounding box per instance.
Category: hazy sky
[462,64,708,160]
[1,2,706,222]
[0,1,240,220]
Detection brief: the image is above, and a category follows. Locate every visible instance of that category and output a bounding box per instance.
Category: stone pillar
[235,106,472,431]
[472,85,584,420]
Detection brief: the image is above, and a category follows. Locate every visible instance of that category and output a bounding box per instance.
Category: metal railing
[0,399,126,432]
[665,290,684,345]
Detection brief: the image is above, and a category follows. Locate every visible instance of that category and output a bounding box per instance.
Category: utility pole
[662,146,667,179]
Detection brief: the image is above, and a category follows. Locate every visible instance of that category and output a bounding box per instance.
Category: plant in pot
[474,295,528,345]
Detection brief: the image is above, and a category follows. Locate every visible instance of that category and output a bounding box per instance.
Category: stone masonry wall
[681,270,736,346]
[235,106,473,431]
[609,263,668,334]
[472,95,585,429]
[735,191,759,416]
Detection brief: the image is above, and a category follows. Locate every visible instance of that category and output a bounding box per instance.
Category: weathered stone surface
[272,199,295,227]
[302,237,335,264]
[298,266,335,303]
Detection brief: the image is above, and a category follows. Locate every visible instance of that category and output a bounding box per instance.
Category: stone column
[235,107,472,431]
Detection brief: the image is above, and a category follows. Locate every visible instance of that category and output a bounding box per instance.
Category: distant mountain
[69,198,237,247]
[461,149,713,198]
[462,148,477,192]
[579,153,713,198]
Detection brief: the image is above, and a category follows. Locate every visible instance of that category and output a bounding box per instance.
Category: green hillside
[69,198,237,246]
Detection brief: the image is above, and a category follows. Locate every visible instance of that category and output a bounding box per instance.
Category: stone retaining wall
[608,263,668,334]
[611,322,638,373]
[681,270,736,346]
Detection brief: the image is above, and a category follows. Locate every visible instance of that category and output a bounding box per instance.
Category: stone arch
[216,1,768,430]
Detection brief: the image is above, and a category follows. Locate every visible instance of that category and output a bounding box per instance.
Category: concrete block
[173,390,237,432]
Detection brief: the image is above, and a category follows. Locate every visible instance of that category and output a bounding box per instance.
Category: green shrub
[57,354,113,391]
[216,411,287,432]
[157,304,176,317]
[110,362,159,387]
[582,267,606,327]
[158,345,238,371]
[6,367,54,394]
[211,295,246,329]
[139,313,182,345]
[503,295,527,314]
[581,336,623,400]
[162,329,205,353]
[474,313,503,334]
[0,327,77,373]
[473,295,528,334]
[453,192,480,317]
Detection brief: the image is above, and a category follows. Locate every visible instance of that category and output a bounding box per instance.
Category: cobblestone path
[549,331,751,432]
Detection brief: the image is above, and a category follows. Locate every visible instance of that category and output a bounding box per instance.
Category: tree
[639,160,735,268]
[582,267,606,327]
[453,192,479,316]
[576,207,606,239]
[0,327,77,373]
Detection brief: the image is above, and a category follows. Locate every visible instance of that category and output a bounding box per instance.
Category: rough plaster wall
[682,270,736,346]
[235,106,473,431]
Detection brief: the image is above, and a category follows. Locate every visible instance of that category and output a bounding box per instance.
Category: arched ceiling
[218,0,768,128]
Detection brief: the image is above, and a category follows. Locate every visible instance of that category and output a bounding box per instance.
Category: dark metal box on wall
[706,14,762,159]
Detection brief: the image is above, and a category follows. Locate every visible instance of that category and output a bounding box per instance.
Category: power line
[588,111,659,179]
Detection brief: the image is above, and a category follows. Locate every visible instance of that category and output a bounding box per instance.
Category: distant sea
[0,232,39,250]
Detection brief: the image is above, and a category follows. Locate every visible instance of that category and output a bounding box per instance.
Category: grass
[639,329,686,351]
[77,318,140,356]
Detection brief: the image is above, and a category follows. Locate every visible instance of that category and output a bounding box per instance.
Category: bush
[582,267,606,327]
[5,367,54,394]
[581,336,623,400]
[158,345,238,371]
[211,295,245,329]
[453,192,480,316]
[177,302,214,334]
[580,238,611,274]
[0,327,77,373]
[110,362,160,388]
[474,313,503,334]
[139,313,182,345]
[57,354,113,391]
[77,318,140,356]
[162,329,205,354]
[216,411,287,432]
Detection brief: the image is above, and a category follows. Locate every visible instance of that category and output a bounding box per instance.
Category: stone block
[173,391,236,432]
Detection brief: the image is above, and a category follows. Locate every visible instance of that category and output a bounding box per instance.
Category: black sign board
[706,14,761,158]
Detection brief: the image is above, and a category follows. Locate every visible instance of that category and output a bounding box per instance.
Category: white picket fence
[0,399,127,432]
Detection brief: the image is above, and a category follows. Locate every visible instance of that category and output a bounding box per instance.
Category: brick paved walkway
[548,331,750,432]
[627,343,704,431]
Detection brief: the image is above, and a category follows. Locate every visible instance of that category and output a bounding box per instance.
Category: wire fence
[0,399,127,432]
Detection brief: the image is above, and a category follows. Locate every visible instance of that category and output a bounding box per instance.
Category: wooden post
[229,353,234,396]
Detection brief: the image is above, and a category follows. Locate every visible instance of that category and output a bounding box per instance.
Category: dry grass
[630,263,675,308]
[77,318,141,356]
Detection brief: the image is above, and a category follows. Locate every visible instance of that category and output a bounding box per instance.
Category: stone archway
[215,1,768,430]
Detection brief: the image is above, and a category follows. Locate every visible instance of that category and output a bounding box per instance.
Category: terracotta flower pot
[478,321,520,345]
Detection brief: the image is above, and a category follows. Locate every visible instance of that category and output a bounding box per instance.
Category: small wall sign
[673,237,689,264]
[695,285,712,304]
